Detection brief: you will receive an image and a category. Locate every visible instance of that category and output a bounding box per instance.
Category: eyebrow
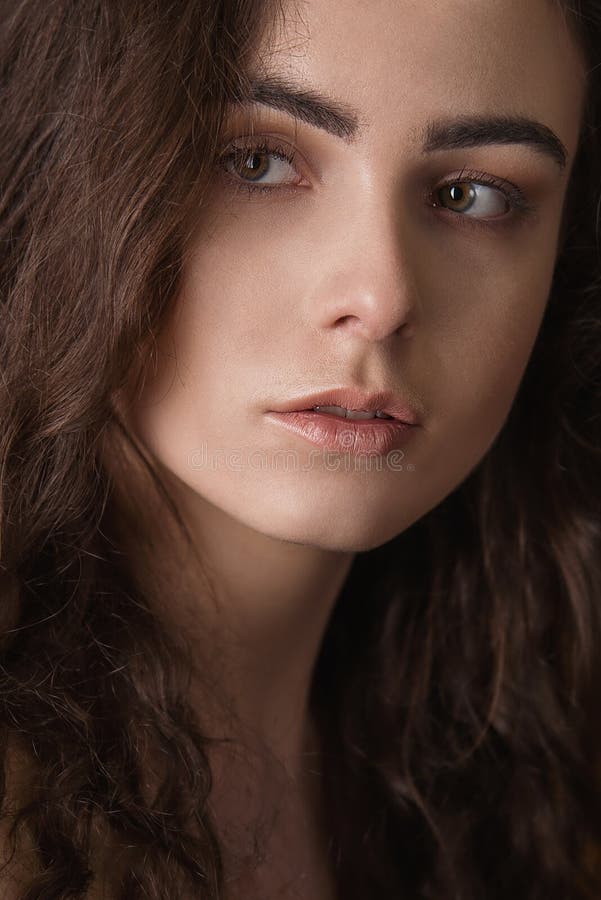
[236,73,568,170]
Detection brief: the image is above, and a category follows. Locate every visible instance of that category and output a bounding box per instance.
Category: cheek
[122,250,283,476]
[418,256,554,502]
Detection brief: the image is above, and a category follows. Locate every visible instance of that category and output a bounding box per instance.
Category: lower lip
[265,410,418,455]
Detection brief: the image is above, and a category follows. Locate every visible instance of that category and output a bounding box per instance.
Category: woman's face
[126,0,586,552]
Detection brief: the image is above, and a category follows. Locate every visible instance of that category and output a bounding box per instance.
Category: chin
[247,505,412,554]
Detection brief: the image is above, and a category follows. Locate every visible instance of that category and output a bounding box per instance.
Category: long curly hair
[1,1,600,898]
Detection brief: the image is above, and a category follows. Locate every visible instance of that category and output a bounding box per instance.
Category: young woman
[1,0,600,897]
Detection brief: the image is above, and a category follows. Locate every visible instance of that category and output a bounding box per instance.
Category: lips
[269,386,421,426]
[265,408,417,455]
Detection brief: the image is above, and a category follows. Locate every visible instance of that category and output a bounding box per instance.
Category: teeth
[312,405,394,420]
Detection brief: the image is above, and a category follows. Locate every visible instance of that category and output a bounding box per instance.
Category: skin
[116,0,586,895]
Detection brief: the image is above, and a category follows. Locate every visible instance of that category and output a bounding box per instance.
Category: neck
[171,480,354,767]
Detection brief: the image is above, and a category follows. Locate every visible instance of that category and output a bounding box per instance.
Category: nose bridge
[308,182,421,340]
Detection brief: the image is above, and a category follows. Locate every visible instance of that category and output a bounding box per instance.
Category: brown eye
[230,149,271,182]
[436,182,511,218]
[439,183,477,212]
[219,139,303,193]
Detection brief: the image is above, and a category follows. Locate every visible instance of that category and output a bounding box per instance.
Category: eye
[435,182,508,217]
[217,138,304,194]
[217,141,536,229]
[430,169,535,226]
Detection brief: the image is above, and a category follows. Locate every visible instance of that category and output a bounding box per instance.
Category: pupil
[450,185,464,201]
[241,151,267,182]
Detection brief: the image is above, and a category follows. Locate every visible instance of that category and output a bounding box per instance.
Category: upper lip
[269,387,422,425]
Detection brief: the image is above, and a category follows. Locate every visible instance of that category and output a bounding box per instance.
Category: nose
[307,196,421,342]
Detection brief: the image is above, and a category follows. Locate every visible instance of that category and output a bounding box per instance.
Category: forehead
[256,0,587,158]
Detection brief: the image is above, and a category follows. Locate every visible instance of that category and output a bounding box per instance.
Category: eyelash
[217,138,536,232]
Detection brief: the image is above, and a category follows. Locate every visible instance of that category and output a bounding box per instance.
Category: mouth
[269,386,421,426]
[302,405,395,421]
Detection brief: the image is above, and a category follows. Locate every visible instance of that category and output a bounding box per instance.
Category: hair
[1,0,600,898]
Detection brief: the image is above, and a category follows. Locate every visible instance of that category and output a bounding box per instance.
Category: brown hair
[1,1,600,898]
